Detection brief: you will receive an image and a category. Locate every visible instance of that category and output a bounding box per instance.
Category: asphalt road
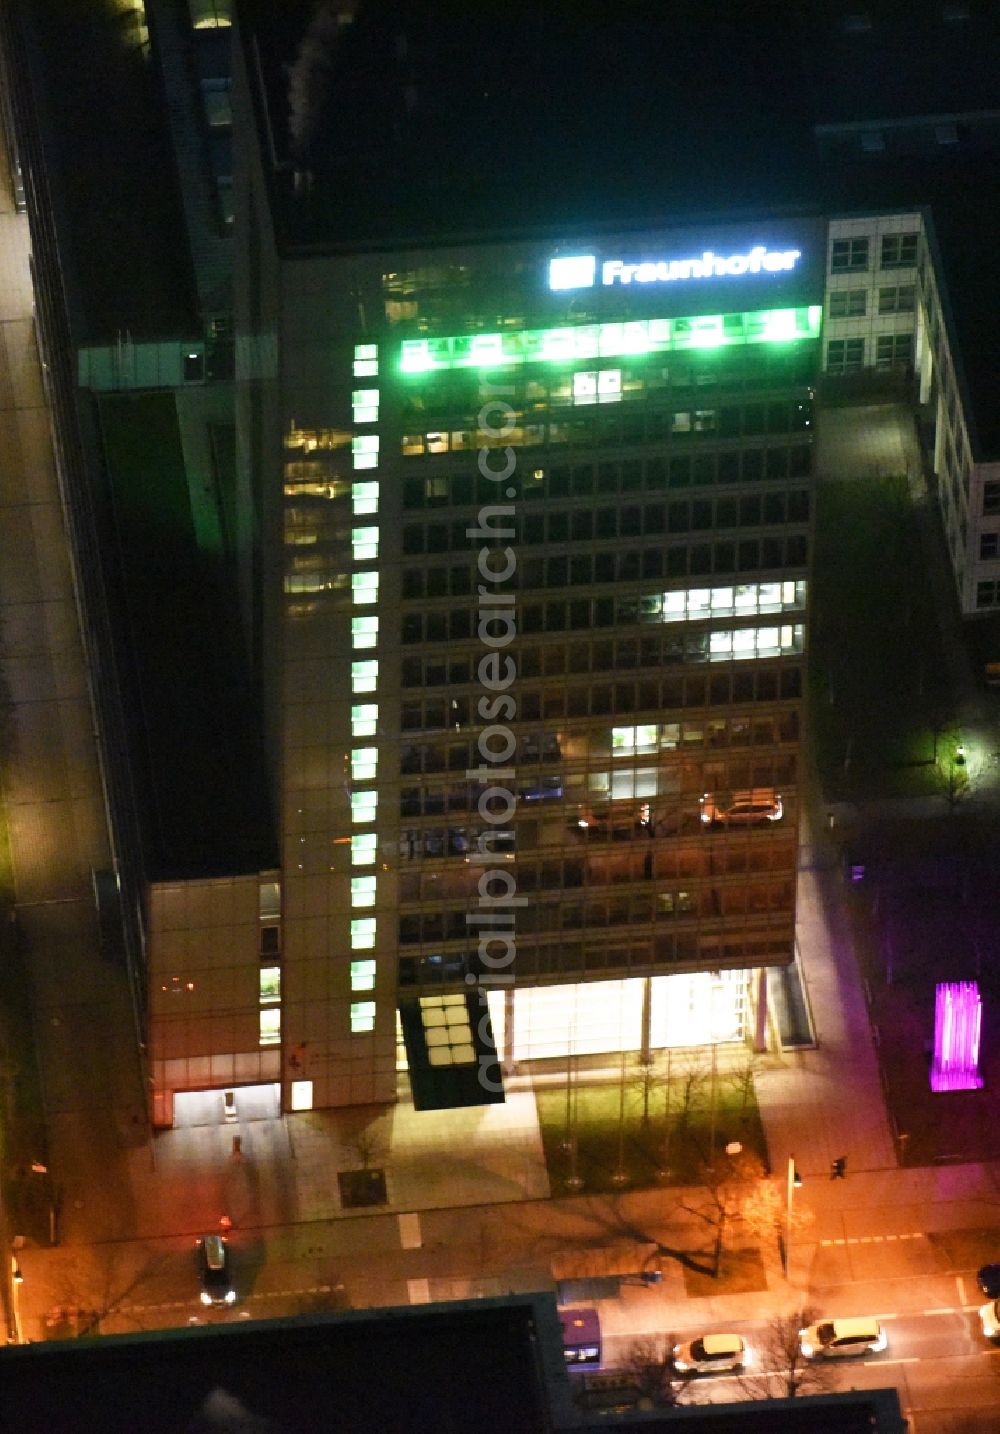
[16,1202,1000,1432]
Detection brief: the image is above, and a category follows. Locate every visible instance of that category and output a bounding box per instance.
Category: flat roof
[96,390,275,880]
[0,1299,552,1434]
[238,1,1000,459]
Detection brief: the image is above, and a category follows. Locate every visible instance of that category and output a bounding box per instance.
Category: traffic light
[831,1157,847,1179]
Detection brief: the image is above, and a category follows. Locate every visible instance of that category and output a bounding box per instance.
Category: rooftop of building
[17,0,199,343]
[95,389,275,880]
[238,0,1000,460]
[0,1296,906,1434]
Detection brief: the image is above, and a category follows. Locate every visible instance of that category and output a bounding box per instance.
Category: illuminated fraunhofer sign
[549,247,801,291]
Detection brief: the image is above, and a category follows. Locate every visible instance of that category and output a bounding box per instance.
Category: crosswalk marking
[820,1232,924,1246]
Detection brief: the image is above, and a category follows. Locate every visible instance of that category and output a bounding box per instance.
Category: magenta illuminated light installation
[930,981,983,1092]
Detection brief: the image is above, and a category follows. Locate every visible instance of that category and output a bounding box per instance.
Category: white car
[673,1332,747,1374]
[799,1317,886,1358]
[979,1299,1000,1339]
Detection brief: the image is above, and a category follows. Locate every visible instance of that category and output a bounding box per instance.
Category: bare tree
[726,1052,760,1118]
[621,1334,691,1407]
[677,1147,767,1276]
[44,1246,169,1337]
[734,1310,838,1400]
[739,1171,813,1251]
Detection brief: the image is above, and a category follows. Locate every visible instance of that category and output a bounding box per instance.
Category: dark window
[984,482,1000,515]
[830,236,869,272]
[426,567,448,598]
[875,333,912,370]
[880,232,918,269]
[878,284,915,315]
[829,288,867,318]
[827,338,865,373]
[980,532,999,560]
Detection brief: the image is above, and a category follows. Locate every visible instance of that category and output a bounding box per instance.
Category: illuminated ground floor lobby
[394,965,767,1091]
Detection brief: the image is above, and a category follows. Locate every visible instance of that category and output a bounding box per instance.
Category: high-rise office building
[221,21,827,1113]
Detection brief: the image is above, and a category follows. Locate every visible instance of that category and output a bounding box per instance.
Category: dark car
[977,1264,1000,1298]
[198,1234,236,1306]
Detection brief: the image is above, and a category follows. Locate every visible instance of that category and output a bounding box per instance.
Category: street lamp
[784,1156,802,1278]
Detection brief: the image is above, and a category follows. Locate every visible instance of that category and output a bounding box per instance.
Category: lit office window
[290,1080,313,1110]
[612,725,659,755]
[351,833,377,865]
[351,660,378,693]
[657,581,805,623]
[352,388,379,423]
[352,435,379,470]
[351,616,379,648]
[259,966,281,1004]
[351,1001,377,1033]
[350,919,376,950]
[188,0,232,27]
[352,526,379,562]
[352,481,379,515]
[353,344,378,378]
[351,747,378,781]
[352,572,379,604]
[259,1008,281,1045]
[351,791,377,823]
[351,877,376,908]
[351,704,378,737]
[351,959,376,991]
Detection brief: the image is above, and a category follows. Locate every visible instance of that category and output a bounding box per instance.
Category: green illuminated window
[398,307,821,374]
[352,832,377,865]
[352,571,379,603]
[351,1001,376,1033]
[351,660,378,693]
[351,876,376,907]
[351,704,378,737]
[259,966,281,1004]
[351,747,378,781]
[351,791,377,823]
[352,435,379,470]
[352,616,378,648]
[351,958,376,991]
[352,481,379,515]
[353,343,378,378]
[352,388,379,422]
[352,526,379,561]
[350,918,376,950]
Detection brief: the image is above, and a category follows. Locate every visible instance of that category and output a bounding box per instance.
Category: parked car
[198,1234,236,1307]
[672,1332,747,1374]
[977,1264,1000,1299]
[799,1317,886,1358]
[700,789,783,827]
[979,1299,1000,1339]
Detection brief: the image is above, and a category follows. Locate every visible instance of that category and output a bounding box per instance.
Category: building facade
[210,192,824,1115]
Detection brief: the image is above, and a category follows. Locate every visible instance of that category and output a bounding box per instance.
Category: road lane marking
[870,1356,919,1366]
[957,1275,967,1306]
[922,1307,956,1315]
[874,1313,898,1320]
[820,1232,922,1246]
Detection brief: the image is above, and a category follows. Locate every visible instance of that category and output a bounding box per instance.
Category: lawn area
[809,476,956,800]
[535,1054,767,1195]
